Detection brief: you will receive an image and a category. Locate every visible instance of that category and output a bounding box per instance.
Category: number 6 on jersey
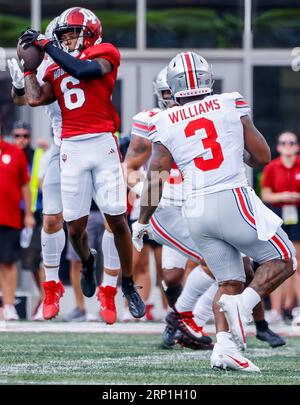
[60,76,85,110]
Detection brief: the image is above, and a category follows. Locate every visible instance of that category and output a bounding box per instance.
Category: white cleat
[3,305,19,321]
[211,343,260,373]
[292,307,300,331]
[218,294,252,351]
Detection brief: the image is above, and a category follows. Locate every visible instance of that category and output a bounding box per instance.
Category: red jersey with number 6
[148,92,251,197]
[43,43,120,139]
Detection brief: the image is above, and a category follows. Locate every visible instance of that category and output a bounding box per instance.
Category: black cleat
[166,311,213,345]
[80,249,97,298]
[256,328,286,348]
[122,284,146,318]
[162,324,177,349]
[175,330,214,351]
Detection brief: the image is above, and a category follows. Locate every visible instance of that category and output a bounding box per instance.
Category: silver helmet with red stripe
[153,66,175,109]
[167,52,214,99]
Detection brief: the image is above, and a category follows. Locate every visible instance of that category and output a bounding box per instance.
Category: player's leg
[41,145,66,319]
[98,224,120,324]
[184,191,259,371]
[60,138,95,298]
[244,257,286,347]
[213,188,295,351]
[160,245,186,348]
[65,239,86,321]
[93,135,145,318]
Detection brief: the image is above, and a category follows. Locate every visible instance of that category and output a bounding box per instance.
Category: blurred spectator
[261,131,300,323]
[0,121,34,320]
[65,200,104,321]
[12,121,47,320]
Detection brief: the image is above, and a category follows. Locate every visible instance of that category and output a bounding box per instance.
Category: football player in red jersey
[19,7,145,318]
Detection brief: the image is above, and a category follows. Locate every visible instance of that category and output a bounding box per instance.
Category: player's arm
[124,135,152,191]
[25,73,56,106]
[139,141,173,224]
[242,115,271,168]
[19,30,111,80]
[43,43,110,79]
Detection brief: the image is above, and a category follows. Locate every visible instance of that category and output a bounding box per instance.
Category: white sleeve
[131,112,150,139]
[232,91,251,117]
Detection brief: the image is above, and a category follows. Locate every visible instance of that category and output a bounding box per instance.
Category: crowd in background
[1,120,300,324]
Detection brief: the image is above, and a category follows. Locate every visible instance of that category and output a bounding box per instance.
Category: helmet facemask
[54,25,93,53]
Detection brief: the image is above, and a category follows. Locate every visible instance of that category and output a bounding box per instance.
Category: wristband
[13,86,25,96]
[24,70,37,77]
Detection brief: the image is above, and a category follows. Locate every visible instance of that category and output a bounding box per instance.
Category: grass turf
[0,332,299,385]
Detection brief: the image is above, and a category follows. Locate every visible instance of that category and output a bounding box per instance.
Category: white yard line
[0,321,300,336]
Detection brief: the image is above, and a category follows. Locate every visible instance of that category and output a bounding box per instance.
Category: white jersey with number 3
[149,92,250,197]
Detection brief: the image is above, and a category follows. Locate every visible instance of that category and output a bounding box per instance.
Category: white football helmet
[153,67,175,109]
[167,51,214,99]
[45,16,59,40]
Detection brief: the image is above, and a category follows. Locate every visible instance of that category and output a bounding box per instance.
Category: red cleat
[97,285,117,324]
[42,280,65,320]
[145,304,155,321]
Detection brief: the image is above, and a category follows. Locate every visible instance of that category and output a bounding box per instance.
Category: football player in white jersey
[130,66,286,350]
[126,68,214,347]
[133,51,296,372]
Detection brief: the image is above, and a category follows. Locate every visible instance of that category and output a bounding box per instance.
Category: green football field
[0,332,300,385]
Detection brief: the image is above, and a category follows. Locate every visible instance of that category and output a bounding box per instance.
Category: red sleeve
[18,149,30,187]
[261,162,274,189]
[87,43,120,69]
[43,65,54,84]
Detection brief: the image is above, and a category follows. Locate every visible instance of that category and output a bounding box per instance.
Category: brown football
[17,39,44,71]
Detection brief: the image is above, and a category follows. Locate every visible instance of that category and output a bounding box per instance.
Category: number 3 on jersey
[185,117,224,171]
[60,77,85,110]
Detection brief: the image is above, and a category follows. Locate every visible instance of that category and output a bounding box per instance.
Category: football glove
[7,58,24,89]
[132,221,154,252]
[20,29,50,50]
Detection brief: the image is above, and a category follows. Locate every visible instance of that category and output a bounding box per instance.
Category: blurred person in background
[65,200,105,322]
[0,121,35,320]
[261,131,300,323]
[12,121,47,320]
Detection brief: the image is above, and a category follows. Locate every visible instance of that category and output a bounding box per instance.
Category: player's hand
[24,213,36,229]
[20,29,50,50]
[7,58,24,89]
[132,221,154,252]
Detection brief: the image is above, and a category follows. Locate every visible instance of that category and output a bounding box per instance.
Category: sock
[102,230,121,270]
[175,266,215,313]
[163,284,183,308]
[216,331,236,350]
[102,271,118,288]
[241,287,261,311]
[41,228,65,282]
[122,275,134,289]
[193,282,218,327]
[82,251,94,270]
[45,267,60,282]
[255,319,268,332]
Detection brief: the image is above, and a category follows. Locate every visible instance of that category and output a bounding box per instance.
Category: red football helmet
[53,7,102,52]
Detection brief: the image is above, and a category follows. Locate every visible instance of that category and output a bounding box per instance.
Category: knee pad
[102,230,120,270]
[41,228,66,267]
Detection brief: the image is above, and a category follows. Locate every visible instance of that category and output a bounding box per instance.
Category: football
[17,39,44,71]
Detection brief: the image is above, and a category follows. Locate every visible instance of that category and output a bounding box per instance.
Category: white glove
[132,221,154,252]
[7,58,24,89]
